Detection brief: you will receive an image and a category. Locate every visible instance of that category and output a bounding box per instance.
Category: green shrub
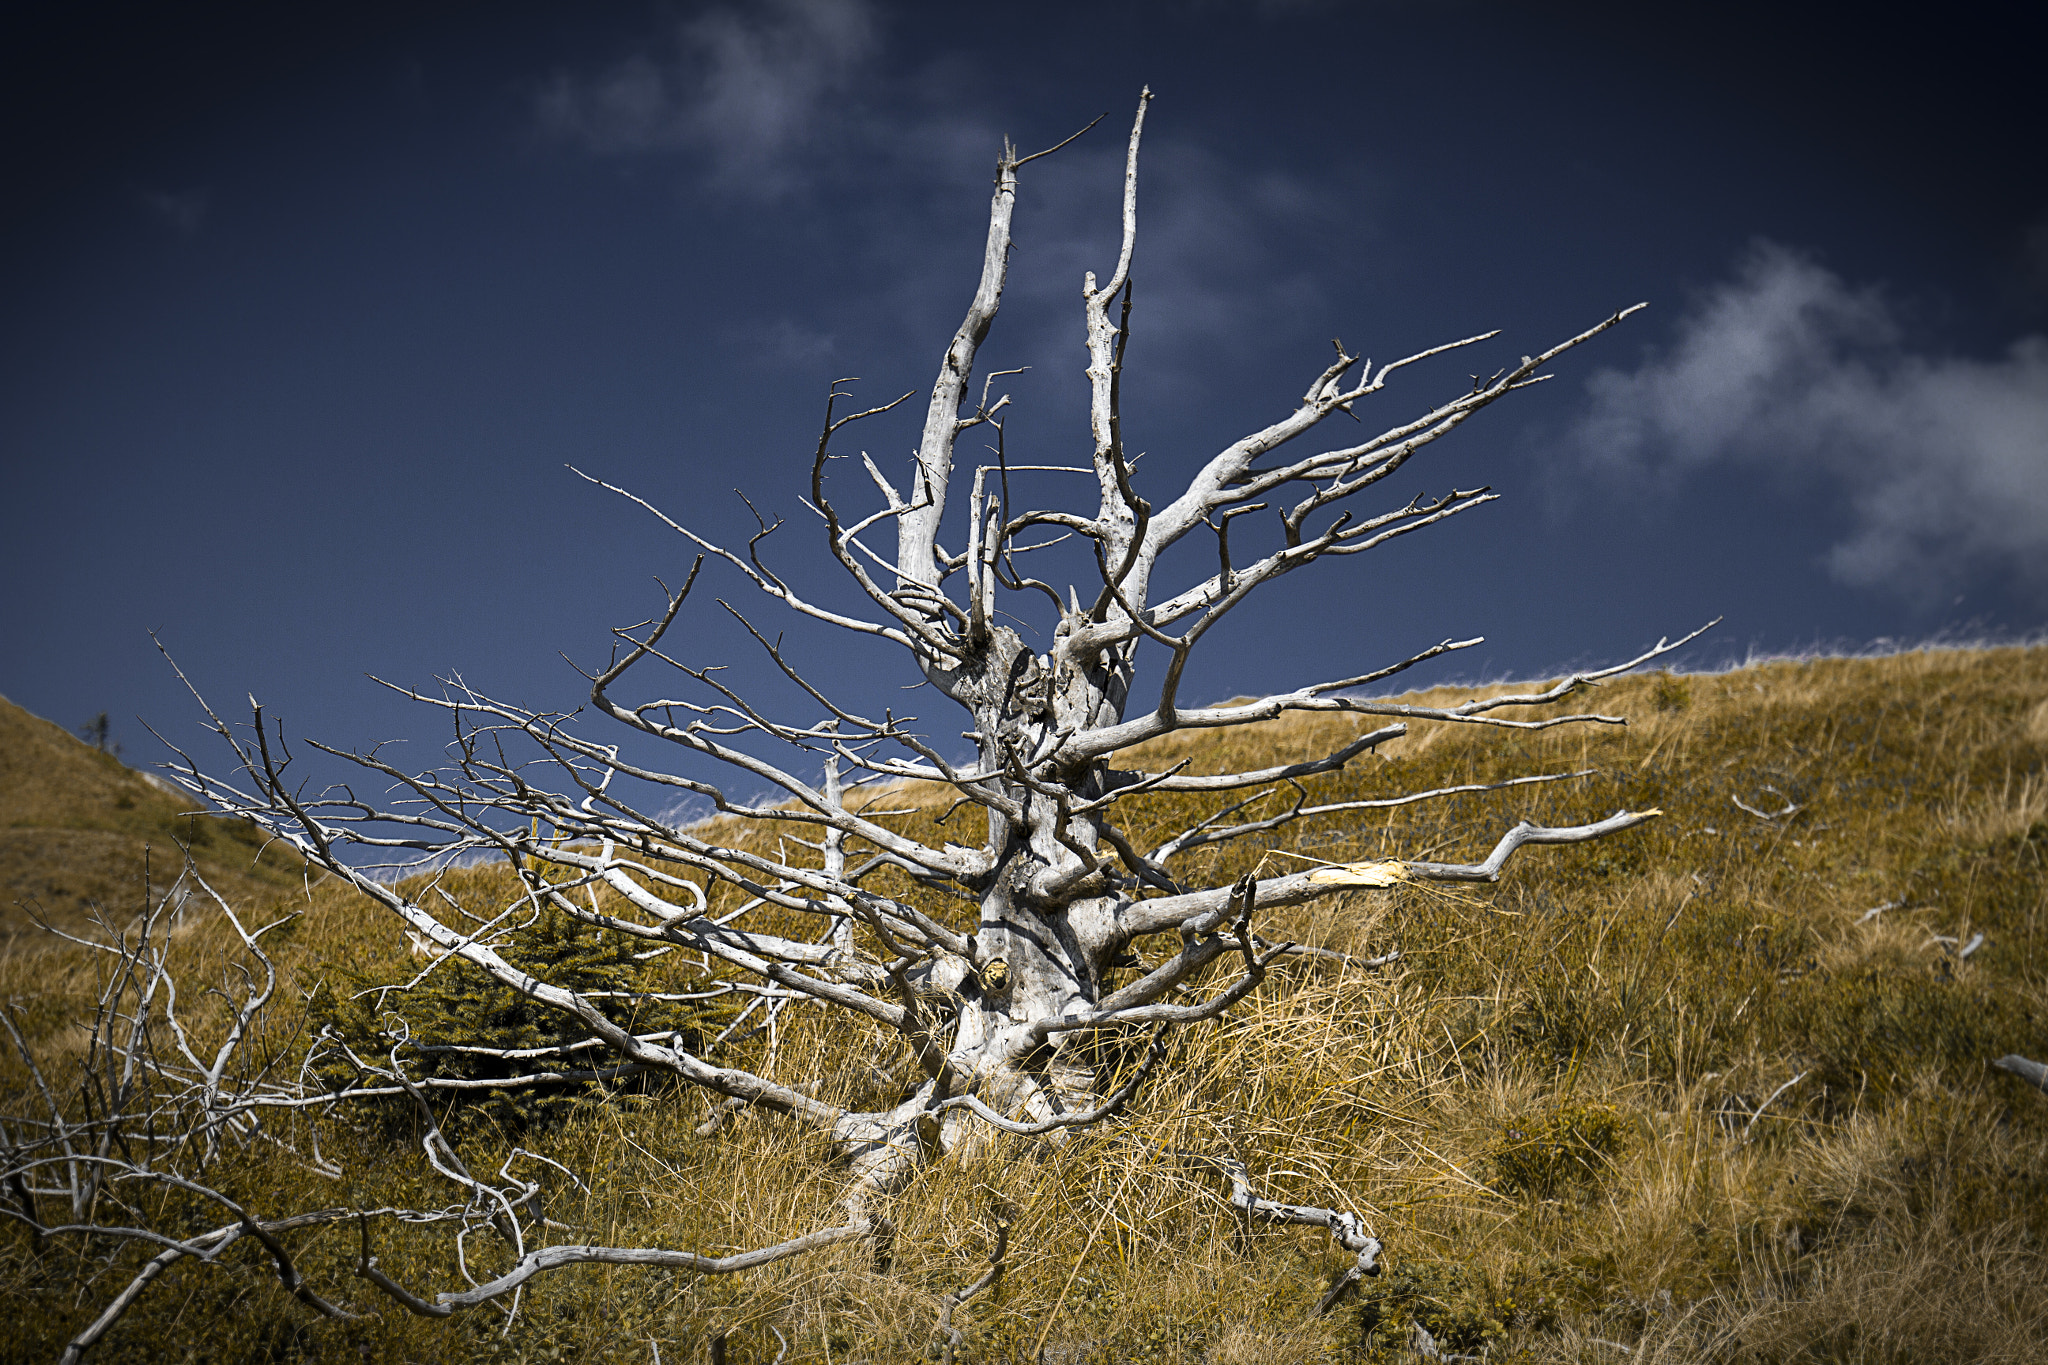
[1651,671,1693,711]
[308,897,744,1134]
[1356,1258,1506,1359]
[1489,1102,1628,1196]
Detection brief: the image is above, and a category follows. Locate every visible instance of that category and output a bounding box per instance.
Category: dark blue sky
[4,1,2045,797]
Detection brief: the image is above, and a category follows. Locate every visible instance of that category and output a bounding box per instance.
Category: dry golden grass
[0,695,305,943]
[4,647,2047,1363]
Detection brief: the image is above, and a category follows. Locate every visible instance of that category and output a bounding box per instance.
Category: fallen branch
[1993,1054,2048,1093]
[1211,1157,1381,1312]
[58,1207,358,1365]
[934,1216,1010,1365]
[1732,788,1800,821]
[360,1219,872,1317]
[1741,1071,1808,1144]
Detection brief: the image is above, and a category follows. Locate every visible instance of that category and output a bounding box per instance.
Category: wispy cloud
[536,12,1350,442]
[727,317,839,367]
[142,188,208,237]
[997,138,1338,389]
[536,0,878,192]
[2023,212,2048,302]
[1570,242,2048,604]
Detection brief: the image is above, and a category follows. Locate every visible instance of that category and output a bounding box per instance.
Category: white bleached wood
[1993,1054,2048,1092]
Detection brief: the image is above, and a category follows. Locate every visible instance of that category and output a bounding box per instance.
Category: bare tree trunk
[58,88,1716,1336]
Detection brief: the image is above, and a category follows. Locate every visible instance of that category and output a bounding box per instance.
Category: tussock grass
[4,648,2047,1362]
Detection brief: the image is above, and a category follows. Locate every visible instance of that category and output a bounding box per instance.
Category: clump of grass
[1650,670,1693,712]
[1488,1101,1627,1196]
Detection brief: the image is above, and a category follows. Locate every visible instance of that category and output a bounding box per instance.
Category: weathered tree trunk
[120,88,1708,1323]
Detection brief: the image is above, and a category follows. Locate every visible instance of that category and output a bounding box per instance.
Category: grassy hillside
[3,649,2046,1363]
[0,695,306,941]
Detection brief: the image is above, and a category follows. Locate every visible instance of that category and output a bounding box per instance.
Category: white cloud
[537,0,878,191]
[1571,242,2048,603]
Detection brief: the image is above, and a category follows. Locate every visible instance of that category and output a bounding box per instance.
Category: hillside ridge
[0,693,304,939]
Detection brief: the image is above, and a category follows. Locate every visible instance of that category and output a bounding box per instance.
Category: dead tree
[124,91,1702,1326]
[2,867,382,1365]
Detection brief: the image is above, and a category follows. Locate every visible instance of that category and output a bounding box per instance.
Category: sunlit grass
[4,647,2046,1362]
[0,695,305,943]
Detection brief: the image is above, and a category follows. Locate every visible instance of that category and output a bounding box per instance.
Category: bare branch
[1152,769,1596,862]
[1993,1055,2048,1093]
[59,1207,362,1365]
[1210,1157,1381,1310]
[934,1214,1011,1365]
[1122,809,1664,939]
[572,468,911,646]
[1062,624,1713,764]
[898,129,1035,598]
[416,1224,873,1314]
[1132,722,1407,795]
[1399,808,1663,882]
[931,1028,1169,1136]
